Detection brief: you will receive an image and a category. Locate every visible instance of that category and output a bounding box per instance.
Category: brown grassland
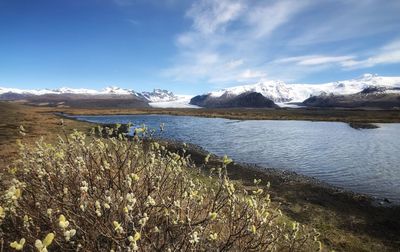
[57,106,400,123]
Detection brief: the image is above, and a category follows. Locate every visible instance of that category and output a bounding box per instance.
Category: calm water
[73,114,400,203]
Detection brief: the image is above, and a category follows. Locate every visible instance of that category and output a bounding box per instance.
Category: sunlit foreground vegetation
[0,124,321,251]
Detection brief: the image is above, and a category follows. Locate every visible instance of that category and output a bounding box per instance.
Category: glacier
[208,74,400,103]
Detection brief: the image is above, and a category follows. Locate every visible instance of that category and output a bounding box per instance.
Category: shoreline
[64,112,396,205]
[51,106,400,124]
[160,139,400,250]
[61,112,390,132]
[161,139,396,207]
[161,140,400,250]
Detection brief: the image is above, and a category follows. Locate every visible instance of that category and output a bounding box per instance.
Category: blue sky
[0,0,400,94]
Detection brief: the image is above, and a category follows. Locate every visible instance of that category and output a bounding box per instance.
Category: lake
[73,114,400,203]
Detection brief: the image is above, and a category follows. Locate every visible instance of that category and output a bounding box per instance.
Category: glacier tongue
[149,95,200,108]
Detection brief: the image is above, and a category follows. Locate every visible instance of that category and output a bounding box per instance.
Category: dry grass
[56,106,400,124]
[0,102,91,168]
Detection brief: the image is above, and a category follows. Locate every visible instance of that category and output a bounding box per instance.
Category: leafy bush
[0,125,321,251]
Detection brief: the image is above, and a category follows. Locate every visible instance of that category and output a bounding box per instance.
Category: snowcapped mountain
[0,85,186,108]
[2,74,400,108]
[206,74,400,103]
[0,86,182,102]
[138,89,178,103]
[0,86,137,96]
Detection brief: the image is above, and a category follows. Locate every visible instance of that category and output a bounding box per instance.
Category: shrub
[0,125,321,251]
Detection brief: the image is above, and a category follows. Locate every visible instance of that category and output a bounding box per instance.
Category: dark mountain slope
[190,92,278,108]
[302,88,400,109]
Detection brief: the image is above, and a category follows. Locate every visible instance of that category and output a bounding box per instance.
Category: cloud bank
[163,0,400,86]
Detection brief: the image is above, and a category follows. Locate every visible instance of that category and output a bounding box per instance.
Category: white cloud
[246,0,310,39]
[341,40,400,69]
[164,0,312,85]
[237,69,267,80]
[225,59,244,69]
[186,0,244,34]
[276,55,354,66]
[163,51,266,84]
[127,19,140,26]
[273,40,400,71]
[289,0,400,45]
[163,0,400,86]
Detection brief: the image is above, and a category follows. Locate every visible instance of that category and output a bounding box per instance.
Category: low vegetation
[0,124,320,251]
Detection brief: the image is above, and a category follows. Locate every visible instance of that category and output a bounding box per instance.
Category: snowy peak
[0,87,55,96]
[139,89,178,102]
[210,80,293,103]
[51,87,100,95]
[207,74,400,103]
[2,74,400,107]
[101,86,136,95]
[0,86,137,96]
[0,85,181,103]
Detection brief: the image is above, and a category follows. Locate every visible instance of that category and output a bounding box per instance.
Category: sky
[0,0,400,94]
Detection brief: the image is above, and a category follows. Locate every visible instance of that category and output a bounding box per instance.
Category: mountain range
[189,74,400,108]
[1,74,400,109]
[0,87,178,108]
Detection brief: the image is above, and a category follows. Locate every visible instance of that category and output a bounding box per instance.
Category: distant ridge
[2,74,400,108]
[190,74,400,108]
[0,86,179,108]
[0,86,177,101]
